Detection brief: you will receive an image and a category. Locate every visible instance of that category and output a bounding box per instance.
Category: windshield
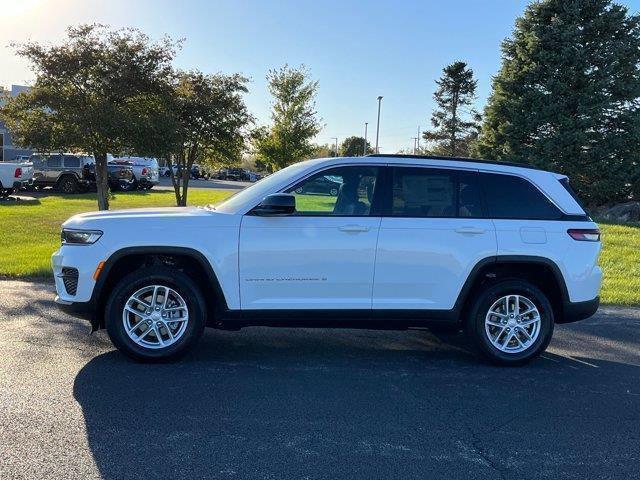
[212,162,310,213]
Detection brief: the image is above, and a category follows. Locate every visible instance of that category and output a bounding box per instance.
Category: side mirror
[252,193,296,216]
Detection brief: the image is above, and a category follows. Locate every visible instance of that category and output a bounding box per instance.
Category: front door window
[285,166,379,216]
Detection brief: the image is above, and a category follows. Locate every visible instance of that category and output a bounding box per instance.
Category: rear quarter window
[480,172,563,220]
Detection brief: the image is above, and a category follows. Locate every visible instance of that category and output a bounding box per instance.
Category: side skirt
[213,309,461,331]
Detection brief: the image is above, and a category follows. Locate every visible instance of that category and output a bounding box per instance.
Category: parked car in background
[159,166,171,177]
[31,153,95,193]
[218,167,247,181]
[52,155,602,364]
[0,161,33,197]
[83,163,135,192]
[190,164,210,180]
[109,157,159,190]
[294,174,342,196]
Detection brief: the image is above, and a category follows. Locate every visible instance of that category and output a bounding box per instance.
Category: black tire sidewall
[467,280,554,365]
[60,177,77,193]
[105,267,206,362]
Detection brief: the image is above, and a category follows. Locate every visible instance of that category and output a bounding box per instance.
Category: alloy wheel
[484,294,541,354]
[122,285,189,349]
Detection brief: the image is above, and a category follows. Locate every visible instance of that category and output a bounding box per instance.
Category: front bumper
[55,295,95,322]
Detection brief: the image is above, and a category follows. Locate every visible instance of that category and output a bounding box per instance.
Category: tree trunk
[180,169,189,206]
[167,156,182,206]
[450,88,460,156]
[94,152,110,211]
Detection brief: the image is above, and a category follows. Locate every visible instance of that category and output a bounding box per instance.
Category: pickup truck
[0,162,33,197]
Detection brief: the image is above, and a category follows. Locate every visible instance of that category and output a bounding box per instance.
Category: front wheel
[105,266,206,362]
[466,280,554,366]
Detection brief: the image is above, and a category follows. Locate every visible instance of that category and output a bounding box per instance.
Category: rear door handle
[339,224,370,233]
[455,227,485,235]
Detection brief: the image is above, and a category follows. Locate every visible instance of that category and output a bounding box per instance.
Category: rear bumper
[138,177,159,187]
[560,296,600,324]
[13,178,33,189]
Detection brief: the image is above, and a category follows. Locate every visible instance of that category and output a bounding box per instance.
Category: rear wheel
[466,280,554,366]
[58,176,78,194]
[119,180,135,192]
[105,266,206,362]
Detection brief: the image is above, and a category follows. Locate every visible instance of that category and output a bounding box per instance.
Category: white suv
[52,155,602,365]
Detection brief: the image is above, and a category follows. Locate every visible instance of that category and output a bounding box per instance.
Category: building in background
[0,85,34,161]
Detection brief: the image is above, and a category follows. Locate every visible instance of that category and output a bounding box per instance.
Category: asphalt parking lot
[1,279,639,480]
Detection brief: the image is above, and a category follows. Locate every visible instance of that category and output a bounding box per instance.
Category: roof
[367,154,539,171]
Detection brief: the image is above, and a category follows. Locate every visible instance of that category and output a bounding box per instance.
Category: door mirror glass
[252,193,296,216]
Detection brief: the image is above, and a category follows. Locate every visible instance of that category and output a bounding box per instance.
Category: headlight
[61,228,103,245]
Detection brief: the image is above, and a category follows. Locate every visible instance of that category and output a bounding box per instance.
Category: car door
[372,166,497,311]
[45,154,63,184]
[239,165,382,310]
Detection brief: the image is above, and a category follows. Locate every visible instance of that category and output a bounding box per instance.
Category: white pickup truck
[0,161,34,197]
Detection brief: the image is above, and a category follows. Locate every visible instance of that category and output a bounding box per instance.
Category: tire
[466,280,554,366]
[131,178,139,190]
[105,266,207,362]
[120,180,135,192]
[58,176,78,194]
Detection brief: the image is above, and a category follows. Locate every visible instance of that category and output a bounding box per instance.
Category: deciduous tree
[253,65,322,171]
[340,136,372,157]
[168,71,251,206]
[0,24,178,210]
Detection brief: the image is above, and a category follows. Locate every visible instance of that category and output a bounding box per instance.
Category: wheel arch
[55,173,79,188]
[92,246,228,330]
[455,255,569,323]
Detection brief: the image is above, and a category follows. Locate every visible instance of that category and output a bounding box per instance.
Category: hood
[62,206,212,229]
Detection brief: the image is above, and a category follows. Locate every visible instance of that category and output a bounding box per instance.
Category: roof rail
[366,153,539,170]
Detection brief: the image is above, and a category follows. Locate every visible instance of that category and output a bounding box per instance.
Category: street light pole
[363,122,368,156]
[375,96,383,153]
[416,125,420,152]
[412,137,418,154]
[331,137,338,157]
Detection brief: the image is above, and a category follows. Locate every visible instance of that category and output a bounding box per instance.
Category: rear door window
[63,156,81,168]
[479,172,562,220]
[46,155,62,168]
[389,167,484,218]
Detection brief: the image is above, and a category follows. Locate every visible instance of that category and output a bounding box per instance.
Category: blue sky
[1,0,639,152]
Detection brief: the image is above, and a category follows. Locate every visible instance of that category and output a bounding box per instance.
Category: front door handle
[339,224,370,233]
[455,226,485,235]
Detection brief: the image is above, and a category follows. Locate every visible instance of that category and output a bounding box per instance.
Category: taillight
[567,229,601,242]
[14,168,22,178]
[141,167,148,175]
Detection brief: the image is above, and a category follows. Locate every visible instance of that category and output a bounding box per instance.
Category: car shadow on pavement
[73,325,640,480]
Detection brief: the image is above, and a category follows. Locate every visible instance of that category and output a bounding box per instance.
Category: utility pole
[416,125,420,152]
[412,137,418,154]
[331,137,338,157]
[375,96,383,153]
[363,122,368,156]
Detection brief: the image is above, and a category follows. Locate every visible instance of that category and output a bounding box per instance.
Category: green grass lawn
[1,190,638,305]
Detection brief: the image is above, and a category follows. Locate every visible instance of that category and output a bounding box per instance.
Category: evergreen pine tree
[423,61,481,157]
[475,0,640,206]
